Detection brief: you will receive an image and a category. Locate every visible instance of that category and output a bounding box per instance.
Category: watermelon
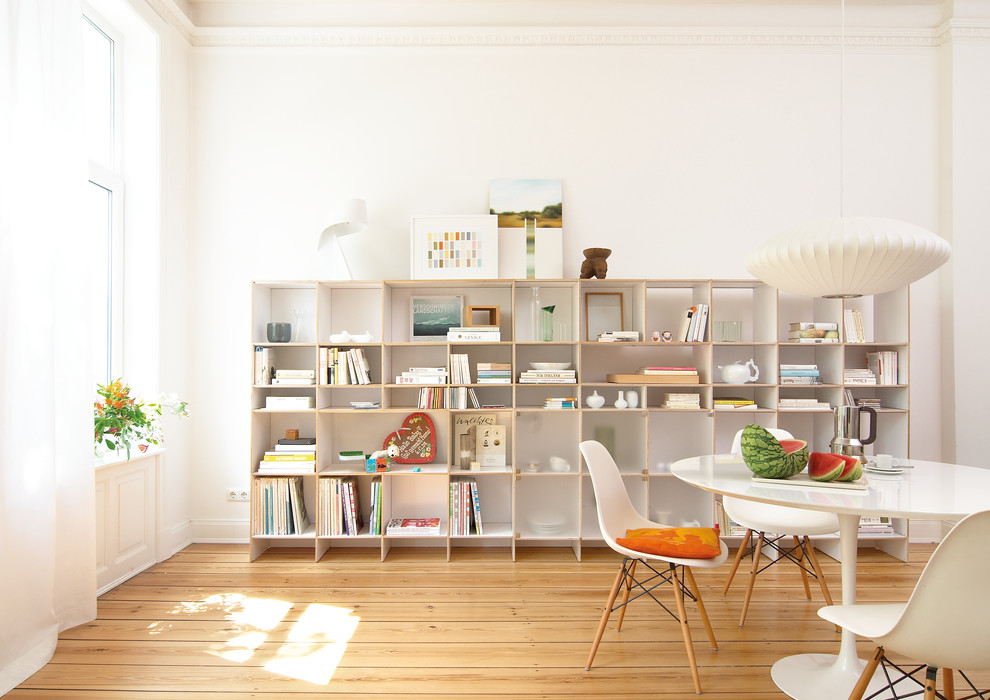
[835,454,863,482]
[809,452,845,481]
[740,424,809,478]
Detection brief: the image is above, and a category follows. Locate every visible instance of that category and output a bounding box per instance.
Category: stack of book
[663,393,701,409]
[447,326,501,342]
[867,350,899,385]
[677,303,709,342]
[858,516,895,535]
[271,369,315,385]
[257,437,316,474]
[476,362,511,384]
[714,500,748,536]
[843,309,866,342]
[385,517,442,536]
[787,321,839,343]
[318,476,364,536]
[596,330,640,342]
[714,397,756,410]
[253,476,310,535]
[844,368,877,385]
[778,397,831,411]
[637,366,700,384]
[855,397,882,409]
[321,347,373,385]
[544,397,578,409]
[779,364,823,384]
[449,478,483,536]
[396,366,448,384]
[518,368,576,383]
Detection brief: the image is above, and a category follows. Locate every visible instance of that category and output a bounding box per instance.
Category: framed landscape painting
[410,215,498,280]
[410,295,464,341]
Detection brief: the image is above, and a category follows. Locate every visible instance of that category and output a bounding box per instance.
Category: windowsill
[95,444,165,470]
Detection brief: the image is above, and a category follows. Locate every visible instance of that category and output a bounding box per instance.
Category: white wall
[177,27,953,537]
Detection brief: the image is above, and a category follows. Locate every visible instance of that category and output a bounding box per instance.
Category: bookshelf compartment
[515,476,580,540]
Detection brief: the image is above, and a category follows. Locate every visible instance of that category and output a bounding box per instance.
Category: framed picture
[585,292,624,341]
[411,295,464,341]
[411,215,498,280]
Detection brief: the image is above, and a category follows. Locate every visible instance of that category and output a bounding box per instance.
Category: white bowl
[530,362,571,371]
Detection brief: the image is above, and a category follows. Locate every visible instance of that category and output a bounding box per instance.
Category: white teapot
[719,359,759,384]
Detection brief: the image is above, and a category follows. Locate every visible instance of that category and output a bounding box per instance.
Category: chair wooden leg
[615,559,637,631]
[942,668,954,700]
[923,665,938,700]
[684,566,718,651]
[722,529,752,596]
[794,535,812,599]
[586,562,626,670]
[671,565,703,695]
[803,537,840,632]
[848,646,884,700]
[739,532,765,627]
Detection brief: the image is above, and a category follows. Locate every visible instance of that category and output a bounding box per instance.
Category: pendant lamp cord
[839,0,845,218]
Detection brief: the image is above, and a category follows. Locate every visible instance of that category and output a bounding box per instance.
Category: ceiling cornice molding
[188,25,945,49]
[936,17,990,45]
[143,0,196,42]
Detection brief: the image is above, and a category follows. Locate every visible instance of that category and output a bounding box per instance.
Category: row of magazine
[254,477,310,535]
[449,477,484,536]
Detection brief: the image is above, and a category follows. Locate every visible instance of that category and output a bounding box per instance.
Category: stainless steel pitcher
[830,405,877,457]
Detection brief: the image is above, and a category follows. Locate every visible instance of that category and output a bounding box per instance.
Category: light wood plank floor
[10,543,987,699]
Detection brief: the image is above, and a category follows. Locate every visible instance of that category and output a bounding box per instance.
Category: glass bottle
[531,287,542,341]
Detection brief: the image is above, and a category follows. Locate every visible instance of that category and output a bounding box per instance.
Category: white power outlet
[226,488,250,502]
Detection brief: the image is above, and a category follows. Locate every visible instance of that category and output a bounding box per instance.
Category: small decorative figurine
[652,331,661,342]
[580,247,611,279]
[662,330,673,342]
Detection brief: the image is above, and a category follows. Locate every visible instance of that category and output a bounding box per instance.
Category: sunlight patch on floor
[165,594,360,685]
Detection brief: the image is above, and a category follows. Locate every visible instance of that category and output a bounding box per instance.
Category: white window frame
[83,7,125,383]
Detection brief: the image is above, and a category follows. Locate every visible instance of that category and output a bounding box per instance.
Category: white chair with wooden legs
[579,440,729,695]
[722,428,839,626]
[818,509,990,700]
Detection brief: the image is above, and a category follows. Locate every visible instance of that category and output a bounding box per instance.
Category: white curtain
[0,0,97,694]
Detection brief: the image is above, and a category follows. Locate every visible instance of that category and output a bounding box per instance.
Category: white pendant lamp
[745,216,951,299]
[745,0,950,298]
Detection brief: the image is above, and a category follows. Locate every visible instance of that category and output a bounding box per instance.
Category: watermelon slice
[808,452,846,481]
[834,454,863,482]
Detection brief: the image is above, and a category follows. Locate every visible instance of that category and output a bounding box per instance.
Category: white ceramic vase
[614,391,628,409]
[626,390,639,409]
[586,390,605,409]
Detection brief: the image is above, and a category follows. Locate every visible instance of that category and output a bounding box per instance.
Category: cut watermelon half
[808,452,846,481]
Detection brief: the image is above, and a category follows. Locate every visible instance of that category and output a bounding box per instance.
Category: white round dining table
[669,454,990,700]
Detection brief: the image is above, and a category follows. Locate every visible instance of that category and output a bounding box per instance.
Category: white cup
[875,454,900,470]
[549,456,571,472]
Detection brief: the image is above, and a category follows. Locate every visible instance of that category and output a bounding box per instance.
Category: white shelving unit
[250,279,911,562]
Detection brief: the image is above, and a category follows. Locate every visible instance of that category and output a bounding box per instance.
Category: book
[639,368,698,376]
[271,377,315,385]
[264,396,315,409]
[789,322,838,331]
[779,369,821,377]
[278,437,317,445]
[678,307,694,342]
[693,303,709,341]
[787,329,838,339]
[608,373,699,384]
[447,329,501,342]
[452,413,498,469]
[386,517,441,536]
[263,453,316,461]
[787,337,839,344]
[275,369,316,379]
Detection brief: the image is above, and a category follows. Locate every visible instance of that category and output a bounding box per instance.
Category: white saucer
[865,465,903,475]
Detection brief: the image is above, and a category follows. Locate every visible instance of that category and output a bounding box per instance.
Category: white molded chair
[579,440,729,695]
[722,428,839,626]
[818,509,990,700]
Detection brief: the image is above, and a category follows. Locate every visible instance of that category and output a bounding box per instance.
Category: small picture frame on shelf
[411,295,464,341]
[585,292,624,341]
[410,215,498,280]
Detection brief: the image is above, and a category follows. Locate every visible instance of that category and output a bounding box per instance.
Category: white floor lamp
[319,198,367,280]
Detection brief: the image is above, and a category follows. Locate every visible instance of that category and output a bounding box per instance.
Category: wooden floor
[9,542,987,699]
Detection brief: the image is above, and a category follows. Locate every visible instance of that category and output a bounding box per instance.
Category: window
[82,11,123,385]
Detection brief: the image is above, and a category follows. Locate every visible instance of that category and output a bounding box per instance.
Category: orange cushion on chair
[616,526,722,559]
